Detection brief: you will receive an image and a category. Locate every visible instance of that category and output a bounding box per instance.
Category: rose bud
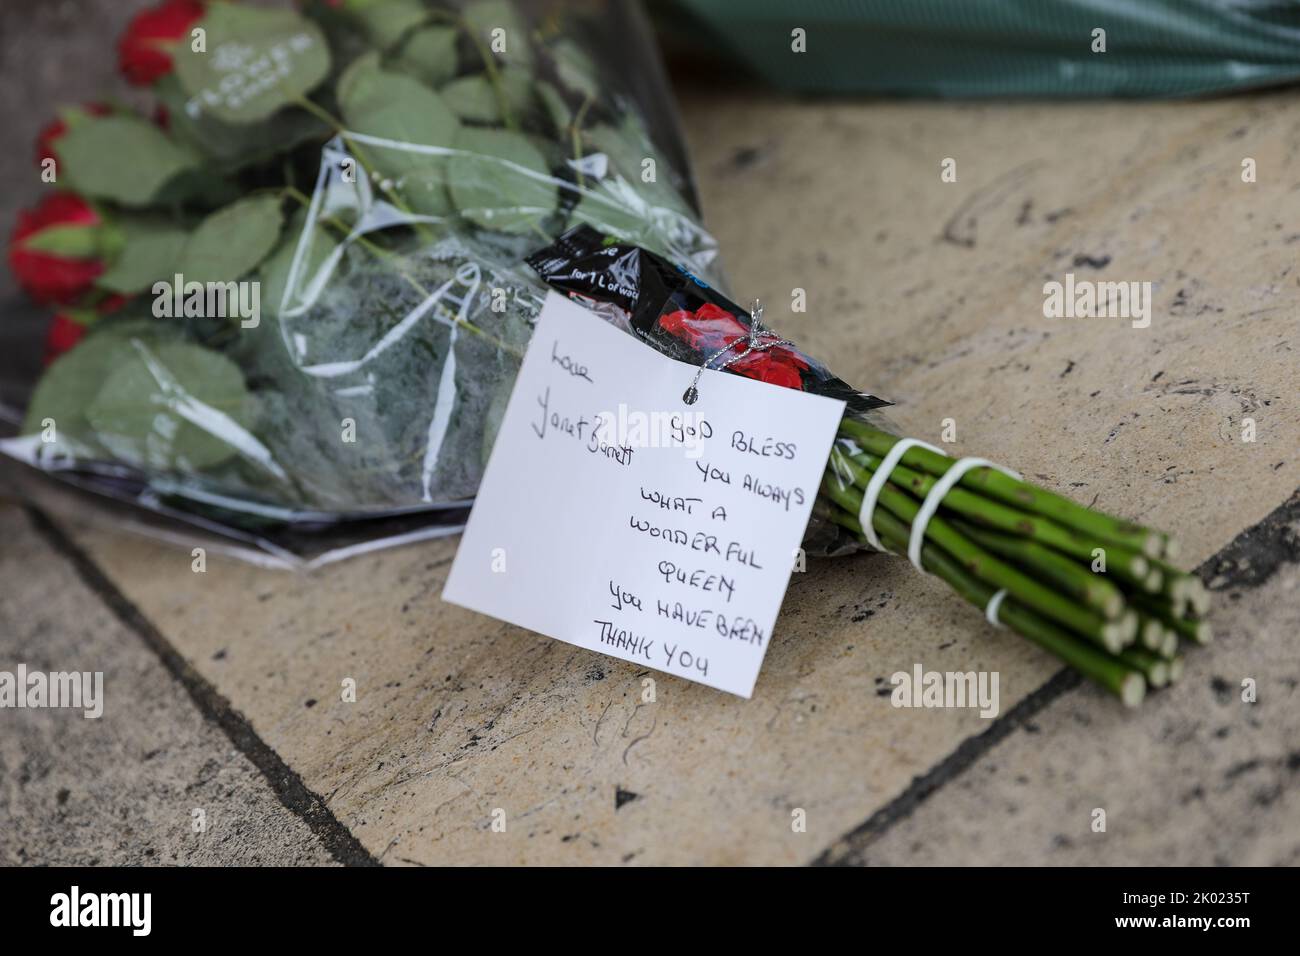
[43,314,88,364]
[118,0,207,86]
[7,194,107,305]
[43,294,130,365]
[35,103,113,166]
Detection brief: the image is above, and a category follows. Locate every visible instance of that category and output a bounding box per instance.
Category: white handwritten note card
[443,292,846,697]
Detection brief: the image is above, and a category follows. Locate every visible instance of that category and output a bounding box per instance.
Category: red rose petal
[118,0,206,86]
[7,194,104,305]
[43,314,88,365]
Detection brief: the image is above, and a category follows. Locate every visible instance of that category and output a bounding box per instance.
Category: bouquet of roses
[3,0,1208,704]
[3,0,718,559]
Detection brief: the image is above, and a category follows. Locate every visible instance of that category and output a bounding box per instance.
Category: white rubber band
[907,457,1022,572]
[856,439,943,551]
[985,589,1008,628]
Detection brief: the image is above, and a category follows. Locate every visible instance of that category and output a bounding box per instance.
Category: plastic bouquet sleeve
[2,0,720,566]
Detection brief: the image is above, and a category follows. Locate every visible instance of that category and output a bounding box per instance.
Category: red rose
[661,302,746,352]
[43,314,88,364]
[660,302,810,390]
[35,103,112,166]
[8,193,105,305]
[43,295,129,365]
[118,0,206,86]
[728,348,809,390]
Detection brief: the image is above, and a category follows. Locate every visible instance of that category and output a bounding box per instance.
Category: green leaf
[396,27,459,87]
[22,336,129,453]
[258,210,340,320]
[448,127,557,234]
[440,69,536,124]
[339,66,458,147]
[58,115,197,207]
[153,76,329,172]
[584,122,693,218]
[536,81,573,134]
[395,166,455,217]
[354,0,427,49]
[336,51,383,111]
[339,67,459,216]
[21,320,179,456]
[568,194,650,242]
[550,39,600,100]
[97,218,189,295]
[462,0,534,68]
[86,341,256,471]
[177,195,284,285]
[440,75,499,123]
[20,223,102,259]
[174,5,331,124]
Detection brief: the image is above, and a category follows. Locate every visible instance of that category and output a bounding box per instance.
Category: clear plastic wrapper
[1,0,721,566]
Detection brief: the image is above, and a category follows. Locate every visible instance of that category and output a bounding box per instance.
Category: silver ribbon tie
[682,300,793,404]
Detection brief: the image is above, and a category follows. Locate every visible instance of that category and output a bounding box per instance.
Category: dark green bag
[670,0,1300,97]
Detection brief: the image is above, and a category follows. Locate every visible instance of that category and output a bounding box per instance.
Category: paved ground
[1,2,1297,865]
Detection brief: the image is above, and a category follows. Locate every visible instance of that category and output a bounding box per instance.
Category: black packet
[527,225,895,556]
[527,225,891,420]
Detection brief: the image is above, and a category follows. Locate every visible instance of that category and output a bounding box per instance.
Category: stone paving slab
[0,507,337,866]
[45,89,1300,864]
[832,494,1300,866]
[681,91,1300,564]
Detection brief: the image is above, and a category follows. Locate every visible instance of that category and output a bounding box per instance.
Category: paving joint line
[813,486,1300,866]
[25,507,381,868]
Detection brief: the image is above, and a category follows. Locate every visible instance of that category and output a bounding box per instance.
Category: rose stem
[817,499,1145,705]
[837,419,1170,558]
[947,518,1125,619]
[821,461,1129,653]
[1118,647,1171,688]
[1129,608,1168,652]
[1149,556,1210,614]
[839,448,1155,592]
[1131,593,1214,645]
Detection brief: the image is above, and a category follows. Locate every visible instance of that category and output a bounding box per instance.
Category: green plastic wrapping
[670,0,1300,97]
